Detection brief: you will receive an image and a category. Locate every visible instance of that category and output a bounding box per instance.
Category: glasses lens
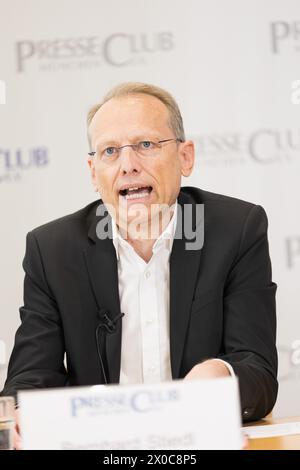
[137,141,159,157]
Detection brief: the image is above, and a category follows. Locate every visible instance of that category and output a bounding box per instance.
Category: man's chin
[117,203,175,241]
[119,207,150,228]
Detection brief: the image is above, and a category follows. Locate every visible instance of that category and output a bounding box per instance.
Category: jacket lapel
[84,204,122,384]
[170,192,203,378]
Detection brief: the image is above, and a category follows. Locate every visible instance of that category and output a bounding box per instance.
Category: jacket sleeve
[218,205,278,422]
[1,231,68,401]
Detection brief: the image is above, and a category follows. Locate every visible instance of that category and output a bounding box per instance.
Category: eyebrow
[95,134,162,150]
[95,140,119,152]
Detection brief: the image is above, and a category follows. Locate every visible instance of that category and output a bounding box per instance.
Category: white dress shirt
[112,201,234,385]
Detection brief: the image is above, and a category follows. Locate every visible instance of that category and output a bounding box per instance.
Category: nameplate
[18,377,242,450]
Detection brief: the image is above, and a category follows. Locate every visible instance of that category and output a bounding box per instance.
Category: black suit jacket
[1,187,278,422]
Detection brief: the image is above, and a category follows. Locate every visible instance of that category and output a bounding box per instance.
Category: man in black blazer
[1,83,277,431]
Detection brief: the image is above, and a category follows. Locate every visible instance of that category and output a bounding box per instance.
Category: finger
[14,429,22,450]
[242,434,249,450]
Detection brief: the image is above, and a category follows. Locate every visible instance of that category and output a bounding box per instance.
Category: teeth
[125,191,149,200]
[127,186,143,192]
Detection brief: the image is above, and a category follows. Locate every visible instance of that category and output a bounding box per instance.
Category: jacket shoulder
[180,186,268,232]
[181,186,256,211]
[30,199,101,242]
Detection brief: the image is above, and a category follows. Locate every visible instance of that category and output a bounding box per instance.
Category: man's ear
[179,140,195,177]
[87,156,98,192]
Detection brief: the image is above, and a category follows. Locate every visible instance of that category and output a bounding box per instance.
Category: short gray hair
[87,82,185,145]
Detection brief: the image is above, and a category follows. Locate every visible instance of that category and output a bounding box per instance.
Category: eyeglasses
[88,138,183,163]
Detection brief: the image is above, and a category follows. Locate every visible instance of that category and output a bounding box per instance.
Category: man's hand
[13,408,22,450]
[184,359,231,380]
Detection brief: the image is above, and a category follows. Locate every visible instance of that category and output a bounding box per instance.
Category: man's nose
[119,146,142,174]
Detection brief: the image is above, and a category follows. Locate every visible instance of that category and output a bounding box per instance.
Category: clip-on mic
[95,309,125,384]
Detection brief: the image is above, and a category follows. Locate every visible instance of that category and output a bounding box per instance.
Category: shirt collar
[112,201,178,260]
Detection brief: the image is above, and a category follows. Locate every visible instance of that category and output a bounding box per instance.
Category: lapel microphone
[95,309,125,384]
[98,309,125,334]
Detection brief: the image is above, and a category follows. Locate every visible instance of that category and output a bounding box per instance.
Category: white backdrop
[0,0,299,418]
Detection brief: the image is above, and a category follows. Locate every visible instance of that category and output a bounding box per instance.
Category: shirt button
[146,318,154,326]
[145,271,151,279]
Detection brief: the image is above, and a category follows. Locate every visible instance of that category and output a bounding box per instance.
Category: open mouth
[119,185,153,200]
